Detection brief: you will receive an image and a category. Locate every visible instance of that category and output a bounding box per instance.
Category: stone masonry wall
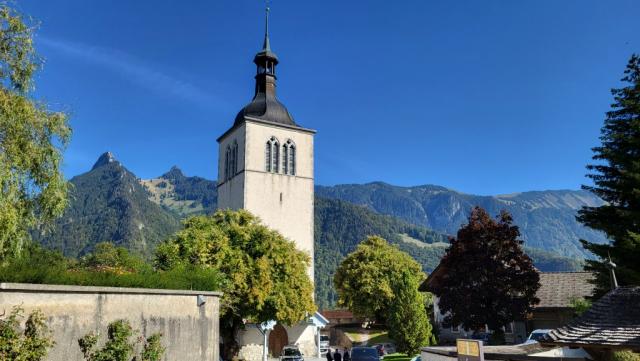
[0,283,222,361]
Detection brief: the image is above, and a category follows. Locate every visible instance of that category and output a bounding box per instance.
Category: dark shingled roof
[537,272,595,308]
[234,92,296,127]
[542,286,640,349]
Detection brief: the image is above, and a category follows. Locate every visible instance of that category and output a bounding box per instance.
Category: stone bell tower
[216,6,316,280]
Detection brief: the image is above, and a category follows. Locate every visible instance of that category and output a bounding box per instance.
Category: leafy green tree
[0,4,71,262]
[430,207,540,343]
[333,235,424,322]
[578,54,640,295]
[387,270,434,355]
[0,307,54,361]
[154,210,315,359]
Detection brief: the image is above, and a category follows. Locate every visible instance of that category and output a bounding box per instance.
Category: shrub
[0,307,54,361]
[79,319,165,361]
[0,243,223,291]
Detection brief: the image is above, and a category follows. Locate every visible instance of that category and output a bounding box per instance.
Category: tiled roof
[543,286,640,349]
[320,310,355,319]
[536,272,595,308]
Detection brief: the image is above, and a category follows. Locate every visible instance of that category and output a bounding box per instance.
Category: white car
[320,335,330,354]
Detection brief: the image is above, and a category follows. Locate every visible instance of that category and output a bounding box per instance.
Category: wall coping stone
[0,282,222,297]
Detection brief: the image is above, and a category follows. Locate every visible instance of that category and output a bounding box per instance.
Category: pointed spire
[606,253,619,290]
[254,0,278,64]
[263,3,271,51]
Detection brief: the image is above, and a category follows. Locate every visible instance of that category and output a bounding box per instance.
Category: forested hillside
[36,153,181,258]
[314,197,449,309]
[317,182,607,258]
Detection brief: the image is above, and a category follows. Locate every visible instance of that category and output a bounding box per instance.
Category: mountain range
[35,152,601,308]
[316,183,607,258]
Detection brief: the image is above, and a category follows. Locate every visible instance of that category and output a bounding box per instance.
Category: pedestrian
[343,349,350,361]
[334,349,342,361]
[326,349,333,361]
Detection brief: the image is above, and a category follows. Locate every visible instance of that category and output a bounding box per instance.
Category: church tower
[216,7,315,280]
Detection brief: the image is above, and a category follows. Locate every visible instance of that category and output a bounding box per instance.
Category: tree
[387,270,434,355]
[154,210,315,359]
[578,54,640,295]
[430,207,540,342]
[0,4,71,262]
[333,236,425,322]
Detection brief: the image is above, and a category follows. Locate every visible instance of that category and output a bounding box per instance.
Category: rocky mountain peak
[91,152,118,170]
[161,166,186,181]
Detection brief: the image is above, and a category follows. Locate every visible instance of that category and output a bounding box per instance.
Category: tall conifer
[579,54,640,294]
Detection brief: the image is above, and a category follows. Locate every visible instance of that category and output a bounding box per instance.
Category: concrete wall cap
[0,283,223,297]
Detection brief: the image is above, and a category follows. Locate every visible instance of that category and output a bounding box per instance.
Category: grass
[384,353,417,361]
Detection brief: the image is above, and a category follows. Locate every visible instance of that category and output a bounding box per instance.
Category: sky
[18,0,640,195]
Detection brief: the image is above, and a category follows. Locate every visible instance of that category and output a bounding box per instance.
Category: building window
[504,322,514,334]
[282,139,296,176]
[265,141,272,172]
[224,146,230,181]
[225,145,231,181]
[266,137,280,173]
[232,141,238,175]
[282,144,289,175]
[224,141,240,182]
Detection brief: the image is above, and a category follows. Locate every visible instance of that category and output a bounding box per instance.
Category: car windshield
[283,349,301,357]
[321,336,330,341]
[352,348,378,358]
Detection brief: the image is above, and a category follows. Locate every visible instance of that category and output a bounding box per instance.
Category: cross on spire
[606,253,619,290]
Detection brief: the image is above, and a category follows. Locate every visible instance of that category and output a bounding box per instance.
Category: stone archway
[268,324,289,357]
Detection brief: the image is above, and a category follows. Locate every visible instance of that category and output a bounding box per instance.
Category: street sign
[456,339,484,361]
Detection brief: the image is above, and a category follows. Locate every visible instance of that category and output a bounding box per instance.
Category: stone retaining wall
[0,283,222,361]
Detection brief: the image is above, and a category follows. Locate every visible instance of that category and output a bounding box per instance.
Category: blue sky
[19,0,640,195]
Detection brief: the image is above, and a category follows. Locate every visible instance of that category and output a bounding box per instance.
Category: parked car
[373,343,396,354]
[525,329,552,344]
[351,347,380,361]
[320,335,330,354]
[374,344,385,357]
[409,356,421,361]
[281,345,304,361]
[470,332,491,344]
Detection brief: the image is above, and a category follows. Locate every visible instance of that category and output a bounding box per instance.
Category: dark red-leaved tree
[430,207,540,342]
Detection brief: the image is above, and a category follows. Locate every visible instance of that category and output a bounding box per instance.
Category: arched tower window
[265,140,272,172]
[232,141,239,175]
[282,144,289,175]
[225,145,232,181]
[266,136,280,173]
[273,139,280,172]
[282,139,296,176]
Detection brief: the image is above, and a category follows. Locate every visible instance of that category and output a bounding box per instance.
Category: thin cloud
[39,37,224,109]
